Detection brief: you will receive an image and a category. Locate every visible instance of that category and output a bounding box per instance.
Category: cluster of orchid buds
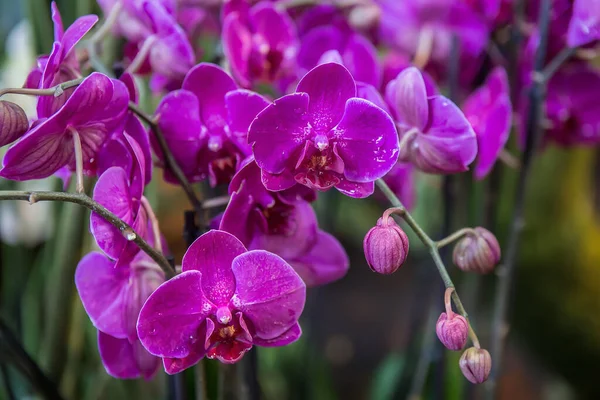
[0,0,598,395]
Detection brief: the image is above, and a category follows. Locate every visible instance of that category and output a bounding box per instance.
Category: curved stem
[128,102,204,218]
[376,179,480,347]
[436,228,478,249]
[125,36,156,75]
[444,287,455,318]
[0,78,84,98]
[0,191,174,278]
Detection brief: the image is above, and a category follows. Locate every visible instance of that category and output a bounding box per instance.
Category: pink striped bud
[436,312,468,350]
[363,212,409,274]
[436,288,468,350]
[453,227,500,274]
[0,100,28,147]
[459,347,492,384]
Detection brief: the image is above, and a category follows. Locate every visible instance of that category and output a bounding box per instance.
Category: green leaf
[369,353,405,400]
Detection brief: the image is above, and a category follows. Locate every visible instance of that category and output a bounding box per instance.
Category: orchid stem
[539,46,576,83]
[487,0,552,397]
[85,2,122,77]
[125,36,156,75]
[0,190,175,278]
[375,179,480,347]
[0,78,84,98]
[70,128,85,194]
[436,228,478,249]
[140,196,163,254]
[128,102,204,219]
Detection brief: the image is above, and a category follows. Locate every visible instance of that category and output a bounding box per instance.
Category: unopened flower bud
[459,347,492,384]
[453,227,500,274]
[0,100,29,147]
[363,212,409,274]
[436,288,468,350]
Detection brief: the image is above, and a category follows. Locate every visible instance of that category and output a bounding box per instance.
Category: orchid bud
[459,347,492,384]
[0,100,29,147]
[436,288,468,350]
[453,227,500,274]
[363,212,409,274]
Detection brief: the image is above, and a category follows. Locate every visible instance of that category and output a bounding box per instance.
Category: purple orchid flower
[154,63,270,186]
[248,62,398,198]
[463,66,512,179]
[219,159,348,286]
[385,67,477,174]
[75,250,165,379]
[222,1,299,88]
[567,0,600,47]
[137,230,306,371]
[0,73,129,181]
[25,2,98,119]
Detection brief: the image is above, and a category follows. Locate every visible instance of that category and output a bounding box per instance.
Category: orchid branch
[436,228,478,249]
[128,102,204,219]
[0,190,175,278]
[487,0,552,396]
[0,78,84,98]
[376,179,481,347]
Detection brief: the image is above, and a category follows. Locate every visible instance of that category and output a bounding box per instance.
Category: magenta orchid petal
[463,67,512,179]
[0,123,71,180]
[387,67,429,131]
[225,89,270,141]
[297,26,345,72]
[567,0,600,47]
[297,63,356,132]
[163,343,208,375]
[248,92,311,174]
[98,333,159,380]
[231,250,306,340]
[75,252,129,337]
[182,230,246,305]
[219,190,257,246]
[248,200,319,260]
[61,15,98,59]
[290,231,349,286]
[98,332,145,379]
[356,82,390,113]
[250,2,296,51]
[342,34,382,88]
[261,169,297,192]
[335,179,374,198]
[137,271,215,358]
[182,63,238,133]
[418,96,478,172]
[334,98,399,182]
[155,89,204,182]
[222,13,252,87]
[229,158,276,209]
[252,322,302,347]
[90,167,133,259]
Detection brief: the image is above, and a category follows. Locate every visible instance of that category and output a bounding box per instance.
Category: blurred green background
[1,1,600,399]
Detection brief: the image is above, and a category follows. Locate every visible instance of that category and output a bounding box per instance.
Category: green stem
[128,103,204,219]
[436,228,478,249]
[376,179,480,347]
[0,78,84,98]
[0,191,174,277]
